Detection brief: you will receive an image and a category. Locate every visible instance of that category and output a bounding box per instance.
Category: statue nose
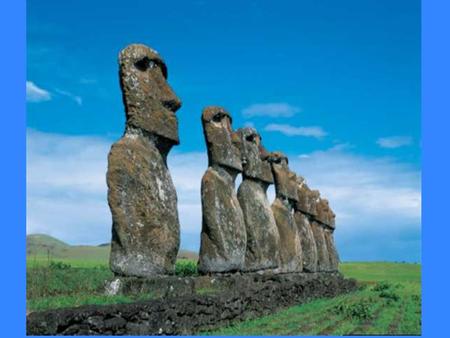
[162,98,181,111]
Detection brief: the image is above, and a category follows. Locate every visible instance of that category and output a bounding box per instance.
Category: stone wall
[27,272,357,335]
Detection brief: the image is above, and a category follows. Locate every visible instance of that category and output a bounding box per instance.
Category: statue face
[294,176,310,213]
[309,190,320,217]
[236,127,273,184]
[119,44,181,144]
[321,199,336,229]
[329,207,336,228]
[268,152,298,201]
[316,197,333,226]
[202,106,242,172]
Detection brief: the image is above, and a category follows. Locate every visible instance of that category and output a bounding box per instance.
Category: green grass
[26,234,111,267]
[204,262,421,336]
[27,262,113,311]
[26,240,421,336]
[26,233,198,268]
[339,261,421,284]
[27,293,155,311]
[196,287,221,295]
[26,259,197,312]
[27,256,109,268]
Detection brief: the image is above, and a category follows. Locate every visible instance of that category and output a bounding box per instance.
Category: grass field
[26,234,421,335]
[205,262,421,335]
[26,234,198,268]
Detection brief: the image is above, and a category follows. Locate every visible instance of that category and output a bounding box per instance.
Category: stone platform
[27,272,357,335]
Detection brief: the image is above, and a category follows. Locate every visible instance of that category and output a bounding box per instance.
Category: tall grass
[26,259,198,311]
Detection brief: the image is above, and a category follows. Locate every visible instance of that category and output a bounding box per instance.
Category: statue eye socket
[134,57,155,71]
[245,135,255,142]
[212,113,223,122]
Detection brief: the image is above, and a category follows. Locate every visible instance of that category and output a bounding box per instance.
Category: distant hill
[177,249,199,261]
[27,234,69,250]
[27,234,70,258]
[26,234,198,265]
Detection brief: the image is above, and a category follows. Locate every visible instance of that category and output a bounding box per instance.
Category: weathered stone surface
[236,128,273,184]
[199,107,246,274]
[198,167,246,273]
[202,106,242,172]
[238,179,280,271]
[271,198,302,272]
[294,212,318,272]
[313,196,338,271]
[324,228,340,271]
[310,220,331,272]
[107,44,181,277]
[119,44,181,144]
[316,198,332,227]
[325,199,336,230]
[295,178,317,217]
[27,273,358,336]
[268,152,302,272]
[108,136,179,276]
[293,177,318,272]
[268,152,298,202]
[235,127,279,272]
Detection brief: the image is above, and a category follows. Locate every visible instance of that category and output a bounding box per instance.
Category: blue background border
[0,0,447,336]
[421,0,449,337]
[0,0,26,337]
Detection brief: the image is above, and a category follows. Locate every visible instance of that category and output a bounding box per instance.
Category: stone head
[202,106,242,172]
[328,203,336,229]
[119,44,181,145]
[267,152,298,202]
[235,127,273,184]
[321,199,336,229]
[309,190,320,217]
[259,142,271,161]
[294,175,309,213]
[316,197,333,226]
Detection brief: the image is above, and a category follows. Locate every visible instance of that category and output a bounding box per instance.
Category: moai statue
[107,44,181,277]
[318,199,340,271]
[293,177,318,272]
[236,128,280,272]
[198,106,246,274]
[268,152,303,273]
[310,191,332,272]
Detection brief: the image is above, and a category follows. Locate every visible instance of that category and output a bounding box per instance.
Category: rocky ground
[27,272,356,335]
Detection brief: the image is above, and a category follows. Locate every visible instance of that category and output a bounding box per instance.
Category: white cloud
[26,130,206,247]
[55,88,83,106]
[27,130,421,261]
[242,103,301,118]
[265,123,327,138]
[377,136,413,149]
[27,130,111,244]
[26,81,82,105]
[26,81,51,102]
[290,148,421,224]
[289,147,421,261]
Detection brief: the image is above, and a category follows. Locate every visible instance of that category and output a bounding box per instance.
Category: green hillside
[27,234,69,251]
[26,234,198,267]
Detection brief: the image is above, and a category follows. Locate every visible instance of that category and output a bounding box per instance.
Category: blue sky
[27,0,421,262]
